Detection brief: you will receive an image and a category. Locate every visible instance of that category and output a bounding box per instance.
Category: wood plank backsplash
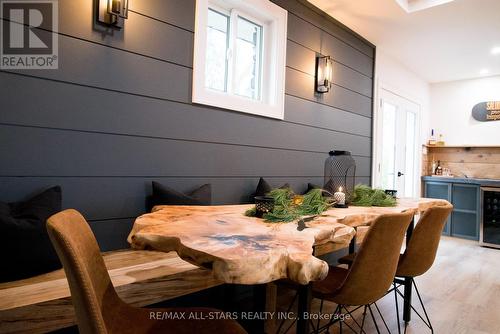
[423,146,500,179]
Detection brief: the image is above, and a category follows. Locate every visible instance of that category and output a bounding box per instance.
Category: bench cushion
[253,177,290,199]
[0,186,62,282]
[151,182,211,209]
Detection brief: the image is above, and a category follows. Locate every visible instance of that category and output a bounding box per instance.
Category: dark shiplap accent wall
[0,0,375,250]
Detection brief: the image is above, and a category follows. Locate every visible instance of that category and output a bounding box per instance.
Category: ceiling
[307,0,500,83]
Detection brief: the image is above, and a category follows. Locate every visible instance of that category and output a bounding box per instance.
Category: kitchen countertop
[422,176,500,188]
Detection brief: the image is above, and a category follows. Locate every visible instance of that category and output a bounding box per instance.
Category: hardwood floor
[275,237,500,334]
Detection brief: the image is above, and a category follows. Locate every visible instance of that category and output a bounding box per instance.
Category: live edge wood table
[127,199,450,334]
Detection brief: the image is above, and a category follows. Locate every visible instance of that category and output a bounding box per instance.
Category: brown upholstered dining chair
[309,211,414,334]
[338,203,453,333]
[46,209,247,334]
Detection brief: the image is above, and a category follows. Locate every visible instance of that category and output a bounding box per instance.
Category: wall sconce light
[315,55,333,93]
[97,0,129,29]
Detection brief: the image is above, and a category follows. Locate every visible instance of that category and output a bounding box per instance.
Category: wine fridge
[481,187,500,249]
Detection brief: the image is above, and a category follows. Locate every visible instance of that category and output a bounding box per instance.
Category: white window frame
[192,0,288,120]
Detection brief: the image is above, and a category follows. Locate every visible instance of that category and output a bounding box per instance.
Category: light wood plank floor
[276,237,500,334]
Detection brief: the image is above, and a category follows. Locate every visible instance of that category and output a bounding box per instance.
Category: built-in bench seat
[0,249,223,334]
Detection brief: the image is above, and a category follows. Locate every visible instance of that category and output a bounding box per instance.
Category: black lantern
[324,150,356,202]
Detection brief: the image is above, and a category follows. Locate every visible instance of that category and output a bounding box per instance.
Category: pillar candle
[334,187,346,205]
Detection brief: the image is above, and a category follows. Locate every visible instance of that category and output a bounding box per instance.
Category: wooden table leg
[296,284,312,334]
[403,217,415,323]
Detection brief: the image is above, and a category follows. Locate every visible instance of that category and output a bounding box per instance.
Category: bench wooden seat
[0,249,223,334]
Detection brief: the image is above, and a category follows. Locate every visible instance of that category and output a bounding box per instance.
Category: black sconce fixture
[97,0,129,29]
[315,55,333,93]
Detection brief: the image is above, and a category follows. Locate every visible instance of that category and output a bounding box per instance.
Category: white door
[376,89,420,197]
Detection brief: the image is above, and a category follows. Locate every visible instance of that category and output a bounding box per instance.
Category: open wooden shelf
[422,145,500,179]
[423,144,500,149]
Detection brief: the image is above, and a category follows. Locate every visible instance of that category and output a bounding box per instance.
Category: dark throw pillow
[253,177,290,199]
[0,186,62,282]
[304,183,321,194]
[151,182,212,209]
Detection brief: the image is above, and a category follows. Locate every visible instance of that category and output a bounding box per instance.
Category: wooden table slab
[128,205,356,285]
[314,197,451,228]
[127,199,449,286]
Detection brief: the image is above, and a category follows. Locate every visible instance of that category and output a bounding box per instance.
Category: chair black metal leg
[336,304,343,334]
[360,305,368,333]
[402,277,412,324]
[394,283,402,334]
[315,299,324,333]
[341,319,358,333]
[412,279,434,333]
[338,306,359,334]
[316,303,367,334]
[394,278,434,334]
[367,304,381,334]
[282,320,297,333]
[281,317,297,334]
[403,218,415,324]
[396,288,427,331]
[339,305,368,334]
[275,291,298,334]
[315,302,390,334]
[320,304,341,334]
[373,302,391,333]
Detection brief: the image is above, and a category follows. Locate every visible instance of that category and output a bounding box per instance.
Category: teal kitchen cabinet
[450,184,480,240]
[424,180,480,240]
[424,181,452,235]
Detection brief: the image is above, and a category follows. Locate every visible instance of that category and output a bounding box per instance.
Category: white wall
[373,50,431,195]
[375,51,431,142]
[430,76,500,146]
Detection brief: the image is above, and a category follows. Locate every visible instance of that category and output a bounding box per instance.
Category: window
[233,16,262,100]
[205,9,229,93]
[193,0,288,119]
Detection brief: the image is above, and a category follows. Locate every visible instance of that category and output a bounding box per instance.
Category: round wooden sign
[472,101,500,122]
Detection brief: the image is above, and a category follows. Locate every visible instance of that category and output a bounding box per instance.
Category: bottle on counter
[428,129,437,146]
[435,160,443,175]
[437,134,445,146]
[431,157,437,175]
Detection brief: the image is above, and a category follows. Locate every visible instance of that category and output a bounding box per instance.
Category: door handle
[397,171,404,177]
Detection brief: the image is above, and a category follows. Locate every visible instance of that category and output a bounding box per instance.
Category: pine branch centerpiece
[245,188,335,223]
[245,185,396,223]
[350,184,397,207]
